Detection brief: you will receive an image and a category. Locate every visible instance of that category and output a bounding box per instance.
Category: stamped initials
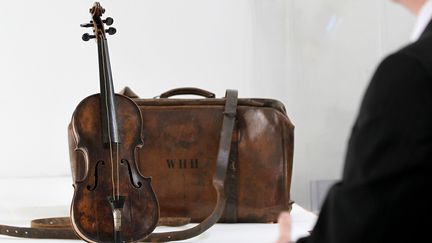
[167,159,199,169]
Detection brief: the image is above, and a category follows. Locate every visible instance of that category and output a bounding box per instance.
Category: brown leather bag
[119,87,295,223]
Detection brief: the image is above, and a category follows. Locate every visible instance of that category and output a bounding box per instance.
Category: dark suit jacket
[297,21,432,243]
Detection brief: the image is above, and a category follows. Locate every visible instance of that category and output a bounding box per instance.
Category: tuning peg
[80,21,93,28]
[103,17,114,26]
[82,33,96,41]
[106,27,116,35]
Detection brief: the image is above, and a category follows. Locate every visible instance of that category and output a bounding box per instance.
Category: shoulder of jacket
[398,35,432,63]
[378,37,432,78]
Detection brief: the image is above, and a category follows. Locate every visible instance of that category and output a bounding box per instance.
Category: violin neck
[97,37,120,144]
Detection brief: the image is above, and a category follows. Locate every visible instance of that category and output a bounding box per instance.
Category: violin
[70,2,159,242]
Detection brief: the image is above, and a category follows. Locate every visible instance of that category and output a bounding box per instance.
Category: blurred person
[277,0,432,242]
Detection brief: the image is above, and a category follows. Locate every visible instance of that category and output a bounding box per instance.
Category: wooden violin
[69,2,159,242]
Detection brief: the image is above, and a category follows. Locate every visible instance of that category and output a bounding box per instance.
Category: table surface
[0,177,316,242]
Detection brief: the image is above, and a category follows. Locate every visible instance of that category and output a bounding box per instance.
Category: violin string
[101,37,116,199]
[104,38,120,200]
[116,142,120,200]
[106,40,120,200]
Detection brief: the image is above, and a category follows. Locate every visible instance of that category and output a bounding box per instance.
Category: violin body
[69,4,159,242]
[70,94,159,242]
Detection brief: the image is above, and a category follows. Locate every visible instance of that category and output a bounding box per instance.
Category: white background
[0,0,415,209]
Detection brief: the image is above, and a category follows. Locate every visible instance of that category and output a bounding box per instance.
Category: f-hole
[120,159,142,188]
[87,160,105,191]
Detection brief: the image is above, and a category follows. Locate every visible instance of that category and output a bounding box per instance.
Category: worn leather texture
[68,88,294,223]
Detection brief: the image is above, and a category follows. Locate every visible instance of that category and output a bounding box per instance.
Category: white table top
[0,177,316,242]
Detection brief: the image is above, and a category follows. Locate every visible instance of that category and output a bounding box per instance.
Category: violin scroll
[81,2,116,42]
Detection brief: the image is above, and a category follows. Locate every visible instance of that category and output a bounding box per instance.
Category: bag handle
[159,87,216,98]
[0,90,238,242]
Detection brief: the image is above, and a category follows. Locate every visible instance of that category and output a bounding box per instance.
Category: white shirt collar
[410,0,432,41]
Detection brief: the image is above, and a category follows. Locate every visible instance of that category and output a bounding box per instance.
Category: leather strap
[143,89,238,242]
[31,217,72,229]
[0,217,191,240]
[224,122,238,223]
[0,90,239,242]
[0,221,77,239]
